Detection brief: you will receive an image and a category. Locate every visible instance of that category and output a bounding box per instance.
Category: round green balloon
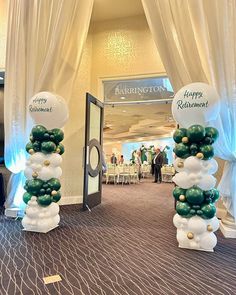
[189,143,198,156]
[204,189,220,203]
[31,125,47,141]
[23,192,32,204]
[205,127,219,142]
[51,129,64,143]
[201,203,216,219]
[41,141,57,153]
[190,209,196,215]
[57,143,65,155]
[173,187,186,201]
[199,144,214,160]
[33,141,41,152]
[187,125,205,142]
[173,128,187,143]
[202,136,213,145]
[47,178,61,191]
[186,187,204,204]
[174,143,190,159]
[52,191,61,202]
[27,179,44,195]
[176,201,191,216]
[26,142,34,153]
[37,194,52,206]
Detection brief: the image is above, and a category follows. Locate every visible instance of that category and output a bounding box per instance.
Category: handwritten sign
[28,92,69,129]
[172,83,220,128]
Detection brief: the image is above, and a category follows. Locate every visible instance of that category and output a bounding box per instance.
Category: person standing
[135,150,142,181]
[119,155,124,164]
[153,148,164,183]
[110,153,117,164]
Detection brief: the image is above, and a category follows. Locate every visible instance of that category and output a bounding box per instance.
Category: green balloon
[189,143,198,156]
[174,143,190,159]
[201,203,216,219]
[204,189,220,203]
[52,191,61,202]
[176,201,191,216]
[190,209,196,215]
[186,187,204,204]
[197,210,203,215]
[187,125,205,142]
[51,129,64,143]
[41,141,57,153]
[23,192,32,204]
[202,136,213,145]
[199,144,214,160]
[173,187,186,201]
[205,127,219,142]
[31,125,47,141]
[33,141,41,152]
[173,128,187,143]
[47,178,61,191]
[27,179,44,195]
[26,142,34,153]
[37,194,52,206]
[57,143,65,155]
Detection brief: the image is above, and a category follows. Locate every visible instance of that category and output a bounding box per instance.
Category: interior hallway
[0,180,236,295]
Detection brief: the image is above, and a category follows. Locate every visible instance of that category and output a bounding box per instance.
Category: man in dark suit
[153,148,164,183]
[110,153,117,165]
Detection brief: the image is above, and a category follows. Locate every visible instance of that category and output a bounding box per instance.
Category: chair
[130,165,139,184]
[161,165,175,183]
[104,164,118,184]
[118,164,131,185]
[141,164,151,178]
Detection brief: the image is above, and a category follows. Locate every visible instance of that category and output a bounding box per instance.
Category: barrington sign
[103,77,174,102]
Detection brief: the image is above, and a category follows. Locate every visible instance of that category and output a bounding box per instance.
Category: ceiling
[104,102,176,144]
[91,0,144,22]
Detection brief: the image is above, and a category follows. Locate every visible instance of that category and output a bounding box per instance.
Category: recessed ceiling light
[120,96,126,100]
[122,110,126,113]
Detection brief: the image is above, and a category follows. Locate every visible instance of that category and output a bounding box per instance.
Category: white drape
[142,0,236,216]
[4,0,93,208]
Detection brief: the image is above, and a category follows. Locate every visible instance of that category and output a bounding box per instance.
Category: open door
[83,93,104,210]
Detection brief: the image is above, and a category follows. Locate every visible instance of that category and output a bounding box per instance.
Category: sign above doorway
[103,76,174,102]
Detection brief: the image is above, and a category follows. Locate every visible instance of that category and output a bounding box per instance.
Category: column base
[179,245,213,252]
[22,225,59,234]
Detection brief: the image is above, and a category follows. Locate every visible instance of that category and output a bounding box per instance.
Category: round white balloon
[188,216,206,234]
[199,233,217,250]
[198,174,216,190]
[172,83,220,127]
[172,171,193,188]
[28,91,69,129]
[184,156,202,173]
[173,158,185,172]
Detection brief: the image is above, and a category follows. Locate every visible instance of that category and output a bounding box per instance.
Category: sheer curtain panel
[4,0,93,208]
[142,0,236,217]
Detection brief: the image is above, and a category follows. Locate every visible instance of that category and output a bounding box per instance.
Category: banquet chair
[130,165,139,184]
[141,164,151,178]
[105,165,118,184]
[118,164,131,185]
[161,165,175,183]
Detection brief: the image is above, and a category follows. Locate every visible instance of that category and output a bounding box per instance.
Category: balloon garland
[22,92,68,233]
[172,124,220,251]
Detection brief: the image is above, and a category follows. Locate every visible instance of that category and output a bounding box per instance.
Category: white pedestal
[23,225,59,234]
[220,212,236,238]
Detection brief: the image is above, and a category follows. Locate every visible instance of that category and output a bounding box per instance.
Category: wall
[0,0,8,70]
[90,15,165,99]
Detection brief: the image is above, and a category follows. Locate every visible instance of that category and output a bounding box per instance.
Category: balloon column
[171,83,221,252]
[22,92,69,233]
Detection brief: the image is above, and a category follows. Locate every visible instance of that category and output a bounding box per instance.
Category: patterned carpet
[1,179,236,295]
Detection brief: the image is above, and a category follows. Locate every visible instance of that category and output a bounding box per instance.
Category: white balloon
[199,233,217,250]
[49,153,62,167]
[198,175,216,190]
[31,163,42,172]
[24,167,33,179]
[171,83,220,127]
[207,216,220,232]
[30,152,45,164]
[184,156,202,173]
[173,158,185,172]
[188,216,206,234]
[28,91,69,129]
[173,172,193,188]
[176,230,190,248]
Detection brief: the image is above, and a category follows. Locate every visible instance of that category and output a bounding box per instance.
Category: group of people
[109,148,164,183]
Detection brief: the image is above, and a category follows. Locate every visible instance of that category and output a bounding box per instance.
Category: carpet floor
[0,179,236,295]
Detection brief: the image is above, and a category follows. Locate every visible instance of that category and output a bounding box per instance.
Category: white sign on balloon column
[22,92,69,233]
[171,83,221,252]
